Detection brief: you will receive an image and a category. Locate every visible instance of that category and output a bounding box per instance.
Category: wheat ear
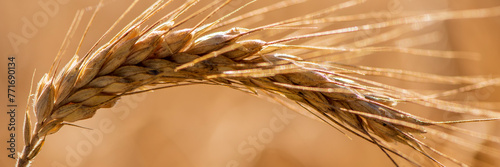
[17,0,500,166]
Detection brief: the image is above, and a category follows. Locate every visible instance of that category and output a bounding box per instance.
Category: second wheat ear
[17,0,500,166]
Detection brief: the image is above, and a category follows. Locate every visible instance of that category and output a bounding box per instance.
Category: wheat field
[1,0,500,166]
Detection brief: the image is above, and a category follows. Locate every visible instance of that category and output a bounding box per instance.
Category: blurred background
[1,0,500,166]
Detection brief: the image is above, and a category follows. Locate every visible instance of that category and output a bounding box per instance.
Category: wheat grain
[16,0,500,166]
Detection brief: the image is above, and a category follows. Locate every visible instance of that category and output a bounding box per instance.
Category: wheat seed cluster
[16,0,500,166]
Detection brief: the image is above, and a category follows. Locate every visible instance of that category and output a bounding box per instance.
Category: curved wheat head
[16,0,500,166]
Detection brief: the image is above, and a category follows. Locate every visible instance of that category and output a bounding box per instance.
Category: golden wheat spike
[14,0,500,166]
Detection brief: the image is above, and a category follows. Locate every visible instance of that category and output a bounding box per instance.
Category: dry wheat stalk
[16,0,500,166]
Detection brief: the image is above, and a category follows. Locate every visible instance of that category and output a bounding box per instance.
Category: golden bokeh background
[1,0,500,166]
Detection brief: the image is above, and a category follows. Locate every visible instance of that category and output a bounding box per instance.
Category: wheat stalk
[16,0,500,166]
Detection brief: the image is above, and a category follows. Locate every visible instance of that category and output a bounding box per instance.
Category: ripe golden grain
[14,0,500,166]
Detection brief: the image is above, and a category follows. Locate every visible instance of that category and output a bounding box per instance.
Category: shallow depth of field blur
[1,0,500,166]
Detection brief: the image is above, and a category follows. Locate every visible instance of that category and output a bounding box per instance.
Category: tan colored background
[1,0,500,166]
